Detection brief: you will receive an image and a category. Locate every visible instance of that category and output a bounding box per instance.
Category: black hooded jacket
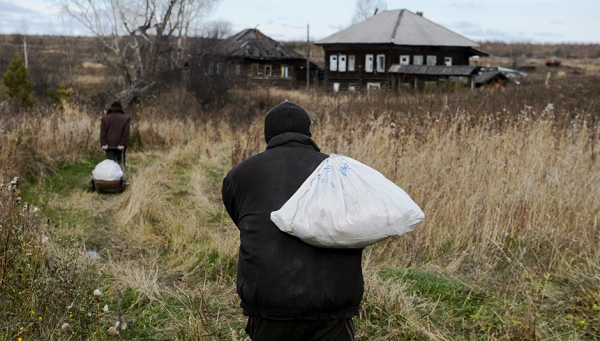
[221,132,364,320]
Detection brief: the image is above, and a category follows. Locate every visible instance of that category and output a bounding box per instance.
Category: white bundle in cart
[92,160,123,181]
[271,154,424,248]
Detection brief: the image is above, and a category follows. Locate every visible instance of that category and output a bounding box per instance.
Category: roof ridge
[390,9,404,43]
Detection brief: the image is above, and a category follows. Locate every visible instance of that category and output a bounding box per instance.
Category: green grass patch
[379,267,508,338]
[20,155,104,201]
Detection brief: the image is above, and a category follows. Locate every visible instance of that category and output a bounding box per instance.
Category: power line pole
[306,24,310,93]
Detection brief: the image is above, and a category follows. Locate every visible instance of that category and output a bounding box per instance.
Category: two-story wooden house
[315,9,488,91]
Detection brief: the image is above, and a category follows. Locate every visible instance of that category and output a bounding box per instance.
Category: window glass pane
[376,54,385,72]
[365,54,373,72]
[400,55,409,65]
[348,55,355,71]
[427,55,437,65]
[339,54,347,72]
[444,57,452,66]
[414,55,423,65]
[329,55,338,71]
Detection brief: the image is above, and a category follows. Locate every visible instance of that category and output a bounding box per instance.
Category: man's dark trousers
[106,149,126,169]
[245,317,355,341]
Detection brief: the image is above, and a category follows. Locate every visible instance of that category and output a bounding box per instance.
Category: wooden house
[315,9,488,91]
[218,29,319,89]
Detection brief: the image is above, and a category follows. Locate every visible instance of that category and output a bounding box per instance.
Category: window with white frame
[348,55,355,71]
[339,54,347,72]
[444,57,452,66]
[265,65,272,76]
[365,54,374,72]
[281,65,289,78]
[376,54,385,72]
[413,55,423,65]
[400,55,410,65]
[329,54,338,71]
[427,55,437,65]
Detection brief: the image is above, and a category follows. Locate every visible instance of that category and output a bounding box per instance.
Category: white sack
[92,159,123,181]
[271,154,424,248]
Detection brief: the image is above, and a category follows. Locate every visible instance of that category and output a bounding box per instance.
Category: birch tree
[351,0,387,24]
[52,0,221,98]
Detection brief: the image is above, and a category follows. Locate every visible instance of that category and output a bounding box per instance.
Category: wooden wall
[321,44,477,90]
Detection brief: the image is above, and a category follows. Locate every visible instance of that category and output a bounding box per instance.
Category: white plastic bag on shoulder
[270,154,424,248]
[92,159,123,181]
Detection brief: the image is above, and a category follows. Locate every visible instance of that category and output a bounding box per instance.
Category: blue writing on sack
[339,163,351,176]
[317,173,335,188]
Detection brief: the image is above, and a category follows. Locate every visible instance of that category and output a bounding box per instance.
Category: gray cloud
[328,24,344,31]
[0,1,36,14]
[533,31,562,37]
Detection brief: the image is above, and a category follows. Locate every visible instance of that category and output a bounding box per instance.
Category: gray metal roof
[221,29,306,60]
[475,70,508,84]
[316,9,479,47]
[388,64,478,76]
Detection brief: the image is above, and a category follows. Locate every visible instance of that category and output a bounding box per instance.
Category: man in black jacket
[221,101,364,341]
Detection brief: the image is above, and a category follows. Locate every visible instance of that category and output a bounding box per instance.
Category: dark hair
[110,101,122,108]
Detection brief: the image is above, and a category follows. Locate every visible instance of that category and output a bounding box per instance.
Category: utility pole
[306,24,310,93]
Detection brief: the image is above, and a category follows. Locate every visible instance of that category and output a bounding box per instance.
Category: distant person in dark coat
[221,101,364,341]
[100,101,130,168]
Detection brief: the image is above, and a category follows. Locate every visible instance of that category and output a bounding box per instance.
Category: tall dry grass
[2,78,600,339]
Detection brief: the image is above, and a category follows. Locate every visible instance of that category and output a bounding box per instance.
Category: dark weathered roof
[316,9,479,47]
[475,70,508,84]
[221,29,306,60]
[388,64,478,76]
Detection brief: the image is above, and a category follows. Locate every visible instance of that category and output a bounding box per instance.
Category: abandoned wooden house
[215,28,319,88]
[315,9,488,91]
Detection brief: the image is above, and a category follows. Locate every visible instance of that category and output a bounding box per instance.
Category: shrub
[1,53,36,109]
[47,83,73,109]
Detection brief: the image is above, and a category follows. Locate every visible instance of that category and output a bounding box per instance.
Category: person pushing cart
[90,101,130,193]
[100,101,130,168]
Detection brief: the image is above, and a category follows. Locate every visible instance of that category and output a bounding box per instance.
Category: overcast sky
[1,0,599,43]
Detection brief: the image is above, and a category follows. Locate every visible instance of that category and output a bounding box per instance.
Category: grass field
[1,78,600,340]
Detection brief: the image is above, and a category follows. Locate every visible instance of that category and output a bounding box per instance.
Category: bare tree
[351,0,387,24]
[52,0,221,100]
[199,20,233,40]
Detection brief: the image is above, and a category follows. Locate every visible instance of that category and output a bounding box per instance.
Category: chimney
[416,11,423,16]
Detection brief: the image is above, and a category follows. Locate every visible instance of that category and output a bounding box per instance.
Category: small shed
[475,69,509,88]
[388,65,479,90]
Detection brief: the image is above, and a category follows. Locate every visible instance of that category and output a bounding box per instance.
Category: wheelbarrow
[89,148,127,193]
